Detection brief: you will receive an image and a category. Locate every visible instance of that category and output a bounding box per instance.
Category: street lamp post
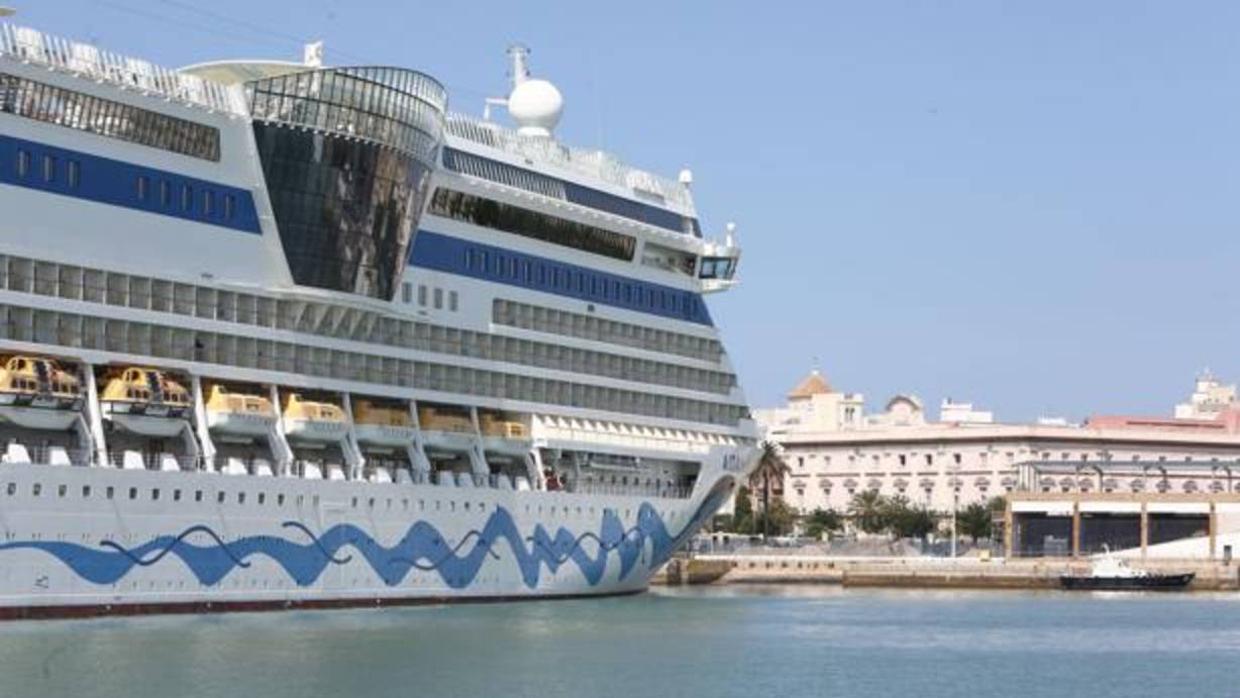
[950,489,959,558]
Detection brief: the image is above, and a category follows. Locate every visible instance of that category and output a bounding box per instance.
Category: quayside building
[757,370,1240,536]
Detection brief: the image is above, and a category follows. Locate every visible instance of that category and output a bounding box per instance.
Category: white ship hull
[0,461,739,618]
[0,23,759,618]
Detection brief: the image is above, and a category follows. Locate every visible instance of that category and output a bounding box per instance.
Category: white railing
[445,112,695,211]
[0,23,245,115]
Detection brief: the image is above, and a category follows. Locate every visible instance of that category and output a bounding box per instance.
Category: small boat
[1060,551,1194,591]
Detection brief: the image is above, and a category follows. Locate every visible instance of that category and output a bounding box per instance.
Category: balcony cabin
[282,391,351,481]
[0,355,89,466]
[204,381,281,476]
[98,366,198,471]
[352,397,418,483]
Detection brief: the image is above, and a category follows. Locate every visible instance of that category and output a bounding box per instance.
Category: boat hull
[0,461,736,619]
[1059,573,1195,591]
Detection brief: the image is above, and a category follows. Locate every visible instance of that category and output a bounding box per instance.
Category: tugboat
[1060,549,1194,591]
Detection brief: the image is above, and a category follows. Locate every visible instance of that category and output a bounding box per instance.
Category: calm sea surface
[2,586,1239,698]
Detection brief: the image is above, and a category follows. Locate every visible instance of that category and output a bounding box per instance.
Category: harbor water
[2,586,1239,698]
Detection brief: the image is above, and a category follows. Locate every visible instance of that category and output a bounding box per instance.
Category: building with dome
[756,369,1240,516]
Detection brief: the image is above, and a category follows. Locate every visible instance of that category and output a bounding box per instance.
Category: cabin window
[237,492,245,504]
[173,489,182,502]
[41,155,54,182]
[433,288,443,309]
[217,491,225,503]
[449,290,458,311]
[106,486,114,500]
[151,488,160,501]
[277,494,285,506]
[136,175,150,201]
[5,483,15,496]
[223,194,235,220]
[31,483,41,497]
[81,485,91,498]
[195,490,203,502]
[15,149,30,178]
[67,160,80,188]
[128,487,137,500]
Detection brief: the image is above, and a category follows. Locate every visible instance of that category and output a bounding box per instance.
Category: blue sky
[18,1,1240,421]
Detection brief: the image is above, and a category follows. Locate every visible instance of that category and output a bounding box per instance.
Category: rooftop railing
[0,23,245,115]
[445,112,695,211]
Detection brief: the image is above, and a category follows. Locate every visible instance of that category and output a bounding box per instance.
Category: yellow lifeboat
[353,399,417,447]
[479,411,528,439]
[418,405,473,433]
[0,355,83,430]
[204,382,276,437]
[479,410,531,457]
[0,355,81,408]
[282,392,348,442]
[99,366,190,418]
[417,404,477,452]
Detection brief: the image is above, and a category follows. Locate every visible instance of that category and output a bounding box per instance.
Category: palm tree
[848,489,888,535]
[749,441,791,541]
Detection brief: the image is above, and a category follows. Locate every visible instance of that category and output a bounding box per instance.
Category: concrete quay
[653,555,1240,591]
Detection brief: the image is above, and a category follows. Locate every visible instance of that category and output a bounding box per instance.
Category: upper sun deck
[0,23,245,116]
[444,112,697,217]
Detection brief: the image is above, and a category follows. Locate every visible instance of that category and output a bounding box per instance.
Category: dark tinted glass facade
[0,72,220,161]
[248,67,446,300]
[429,187,636,262]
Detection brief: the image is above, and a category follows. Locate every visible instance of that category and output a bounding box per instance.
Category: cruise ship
[0,23,758,617]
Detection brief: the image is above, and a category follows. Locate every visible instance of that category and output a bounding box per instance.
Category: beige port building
[757,370,1240,559]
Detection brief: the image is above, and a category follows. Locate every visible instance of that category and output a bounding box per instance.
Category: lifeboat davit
[353,399,417,447]
[0,355,83,430]
[478,411,531,457]
[99,367,191,437]
[204,382,276,438]
[282,393,349,442]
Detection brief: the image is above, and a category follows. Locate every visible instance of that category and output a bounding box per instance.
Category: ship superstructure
[0,24,757,617]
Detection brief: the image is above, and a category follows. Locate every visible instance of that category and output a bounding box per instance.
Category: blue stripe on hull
[0,132,262,234]
[0,481,734,592]
[409,230,714,326]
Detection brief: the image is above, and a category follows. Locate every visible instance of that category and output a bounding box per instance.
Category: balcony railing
[0,23,244,115]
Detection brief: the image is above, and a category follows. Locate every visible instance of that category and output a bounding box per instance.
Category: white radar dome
[508,78,563,138]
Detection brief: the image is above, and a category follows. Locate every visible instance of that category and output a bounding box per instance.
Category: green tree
[750,441,791,540]
[803,508,844,540]
[848,489,888,534]
[756,498,797,537]
[732,485,754,534]
[957,502,993,543]
[886,498,937,540]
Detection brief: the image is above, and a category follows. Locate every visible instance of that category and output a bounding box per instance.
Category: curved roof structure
[788,370,833,399]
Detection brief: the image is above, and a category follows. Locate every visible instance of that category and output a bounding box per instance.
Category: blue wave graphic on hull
[0,480,733,590]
